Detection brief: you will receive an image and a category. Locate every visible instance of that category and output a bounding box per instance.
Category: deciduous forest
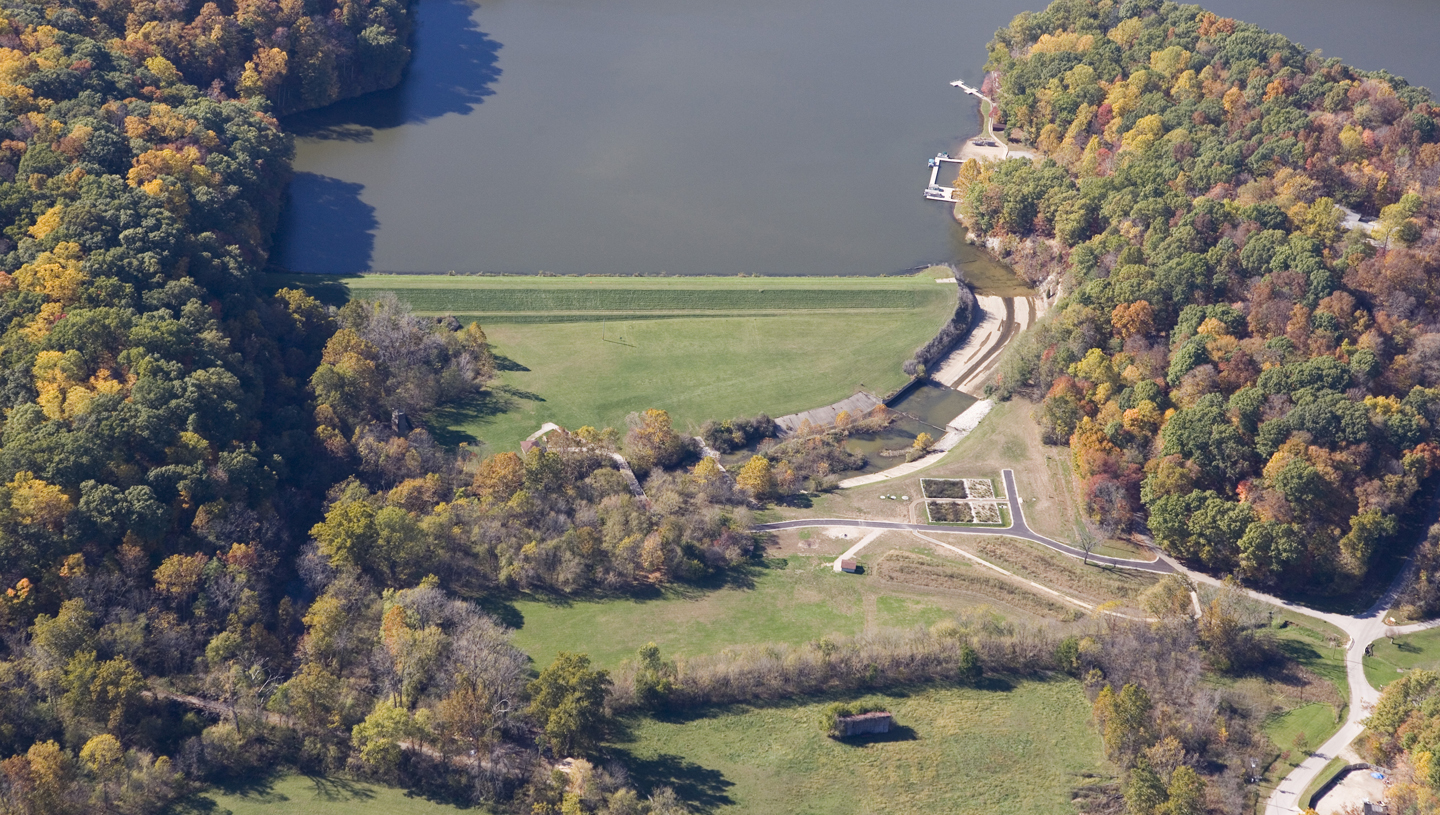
[0,0,1436,812]
[975,0,1440,592]
[0,0,757,809]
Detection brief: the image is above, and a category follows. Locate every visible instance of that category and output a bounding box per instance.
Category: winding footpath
[759,468,1440,812]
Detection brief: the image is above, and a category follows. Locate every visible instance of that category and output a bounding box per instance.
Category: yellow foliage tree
[143,55,181,85]
[27,203,62,240]
[472,452,525,503]
[691,456,722,485]
[1107,17,1143,47]
[1070,347,1120,388]
[7,471,72,532]
[153,553,209,600]
[14,241,86,304]
[128,145,216,188]
[735,455,773,498]
[1122,114,1164,152]
[1148,45,1190,80]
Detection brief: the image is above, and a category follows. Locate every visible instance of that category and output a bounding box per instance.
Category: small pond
[839,381,976,475]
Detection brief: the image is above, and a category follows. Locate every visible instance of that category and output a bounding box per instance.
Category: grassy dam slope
[272,271,959,452]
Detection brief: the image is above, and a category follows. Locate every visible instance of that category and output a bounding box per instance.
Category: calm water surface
[841,382,977,473]
[274,0,1440,278]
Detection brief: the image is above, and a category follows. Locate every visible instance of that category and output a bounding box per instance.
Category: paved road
[758,467,1440,812]
[758,469,1174,574]
[1255,562,1440,814]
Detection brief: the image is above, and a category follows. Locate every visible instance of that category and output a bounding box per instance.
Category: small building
[840,559,859,573]
[520,439,536,454]
[837,711,892,737]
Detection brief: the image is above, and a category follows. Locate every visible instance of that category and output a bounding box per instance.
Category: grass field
[506,546,1003,671]
[193,773,485,815]
[614,680,1107,814]
[270,272,958,453]
[1264,703,1337,763]
[1273,617,1350,704]
[1364,625,1440,689]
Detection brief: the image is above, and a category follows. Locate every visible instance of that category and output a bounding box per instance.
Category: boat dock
[924,153,966,201]
[922,78,1024,201]
[950,79,993,105]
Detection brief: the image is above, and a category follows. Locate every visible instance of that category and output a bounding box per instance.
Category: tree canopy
[979,0,1440,592]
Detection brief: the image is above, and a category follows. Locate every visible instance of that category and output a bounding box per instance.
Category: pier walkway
[949,79,993,105]
[924,153,968,202]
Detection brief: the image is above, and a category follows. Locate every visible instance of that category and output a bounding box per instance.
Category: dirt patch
[767,529,850,557]
[874,549,1078,620]
[965,478,995,498]
[1314,768,1387,814]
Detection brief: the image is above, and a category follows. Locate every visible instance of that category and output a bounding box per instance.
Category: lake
[274,0,1440,279]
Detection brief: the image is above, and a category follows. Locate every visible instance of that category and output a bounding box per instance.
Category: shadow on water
[270,174,379,274]
[840,382,975,474]
[270,0,501,272]
[285,0,502,137]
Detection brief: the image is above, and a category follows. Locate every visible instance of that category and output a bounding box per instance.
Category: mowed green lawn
[1364,626,1440,689]
[507,552,992,671]
[1265,703,1338,761]
[615,681,1106,815]
[270,272,957,453]
[194,773,487,814]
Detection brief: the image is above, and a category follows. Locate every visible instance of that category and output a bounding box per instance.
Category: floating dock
[924,152,966,201]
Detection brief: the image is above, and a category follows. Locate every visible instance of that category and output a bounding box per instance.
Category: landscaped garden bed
[920,478,967,499]
[971,502,1002,524]
[965,478,995,499]
[926,501,974,523]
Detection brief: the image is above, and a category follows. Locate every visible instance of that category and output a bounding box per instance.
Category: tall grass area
[615,681,1105,814]
[270,272,958,452]
[507,553,995,670]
